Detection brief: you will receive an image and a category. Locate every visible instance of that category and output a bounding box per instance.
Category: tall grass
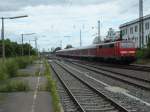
[5,59,18,77]
[0,56,37,80]
[44,60,61,112]
[0,64,8,80]
[15,56,36,69]
[0,80,30,92]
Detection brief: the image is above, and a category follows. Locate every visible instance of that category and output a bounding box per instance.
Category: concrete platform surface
[0,92,53,112]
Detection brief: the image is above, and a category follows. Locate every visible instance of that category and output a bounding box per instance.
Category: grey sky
[0,0,109,11]
[0,0,149,15]
[0,0,150,51]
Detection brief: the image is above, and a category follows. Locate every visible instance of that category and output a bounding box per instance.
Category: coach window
[99,46,102,48]
[102,45,108,48]
[109,44,114,48]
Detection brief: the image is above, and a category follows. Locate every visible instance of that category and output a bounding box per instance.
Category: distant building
[120,14,150,48]
[106,28,120,41]
[93,36,104,44]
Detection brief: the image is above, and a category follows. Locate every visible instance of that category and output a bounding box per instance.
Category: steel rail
[50,63,86,112]
[55,61,129,112]
[69,61,150,90]
[63,59,150,72]
[83,63,150,83]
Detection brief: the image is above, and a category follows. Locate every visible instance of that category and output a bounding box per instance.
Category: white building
[120,14,150,48]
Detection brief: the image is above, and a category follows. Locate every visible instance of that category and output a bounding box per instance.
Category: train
[56,40,136,64]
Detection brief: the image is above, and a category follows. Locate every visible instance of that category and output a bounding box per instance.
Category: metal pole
[1,17,5,60]
[80,29,82,47]
[29,40,30,56]
[139,0,144,48]
[98,20,100,43]
[21,34,24,56]
[35,38,38,55]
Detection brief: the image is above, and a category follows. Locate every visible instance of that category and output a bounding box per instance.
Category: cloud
[0,0,150,51]
[0,0,112,11]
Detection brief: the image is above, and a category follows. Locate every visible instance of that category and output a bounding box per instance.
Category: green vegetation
[5,59,18,77]
[136,39,150,64]
[0,56,37,80]
[44,60,61,112]
[0,39,36,57]
[16,71,32,77]
[35,68,40,76]
[0,80,29,92]
[15,56,36,69]
[0,56,37,92]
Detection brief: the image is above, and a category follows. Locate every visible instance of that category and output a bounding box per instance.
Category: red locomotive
[56,40,136,64]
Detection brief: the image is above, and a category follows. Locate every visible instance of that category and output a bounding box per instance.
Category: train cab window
[120,42,135,48]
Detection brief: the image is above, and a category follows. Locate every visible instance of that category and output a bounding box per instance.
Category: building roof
[56,41,129,53]
[56,45,97,52]
[120,14,150,28]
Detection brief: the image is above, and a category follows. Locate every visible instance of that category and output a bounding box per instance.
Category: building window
[145,22,149,30]
[135,25,138,32]
[148,34,150,42]
[130,27,133,34]
[146,36,148,44]
[125,29,128,35]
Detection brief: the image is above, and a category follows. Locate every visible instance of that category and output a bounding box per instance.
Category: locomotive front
[119,41,136,62]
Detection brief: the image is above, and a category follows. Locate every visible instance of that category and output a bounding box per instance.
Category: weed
[44,60,61,112]
[0,80,30,92]
[5,59,18,77]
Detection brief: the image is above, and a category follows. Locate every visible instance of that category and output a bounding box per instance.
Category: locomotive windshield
[120,42,135,48]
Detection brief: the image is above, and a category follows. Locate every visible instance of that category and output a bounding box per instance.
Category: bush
[144,48,150,58]
[0,56,37,80]
[0,64,8,80]
[136,48,150,59]
[0,80,30,92]
[136,39,150,59]
[136,49,145,59]
[15,57,29,69]
[15,56,36,69]
[5,59,18,77]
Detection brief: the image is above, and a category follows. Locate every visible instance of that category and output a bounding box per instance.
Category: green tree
[0,39,36,57]
[65,45,73,49]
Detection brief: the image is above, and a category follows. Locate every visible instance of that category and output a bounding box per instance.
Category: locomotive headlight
[120,51,128,54]
[128,51,135,53]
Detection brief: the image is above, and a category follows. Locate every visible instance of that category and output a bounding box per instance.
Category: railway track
[78,62,150,83]
[129,64,150,72]
[50,61,130,112]
[65,61,150,90]
[95,63,150,72]
[65,59,150,72]
[51,69,83,112]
